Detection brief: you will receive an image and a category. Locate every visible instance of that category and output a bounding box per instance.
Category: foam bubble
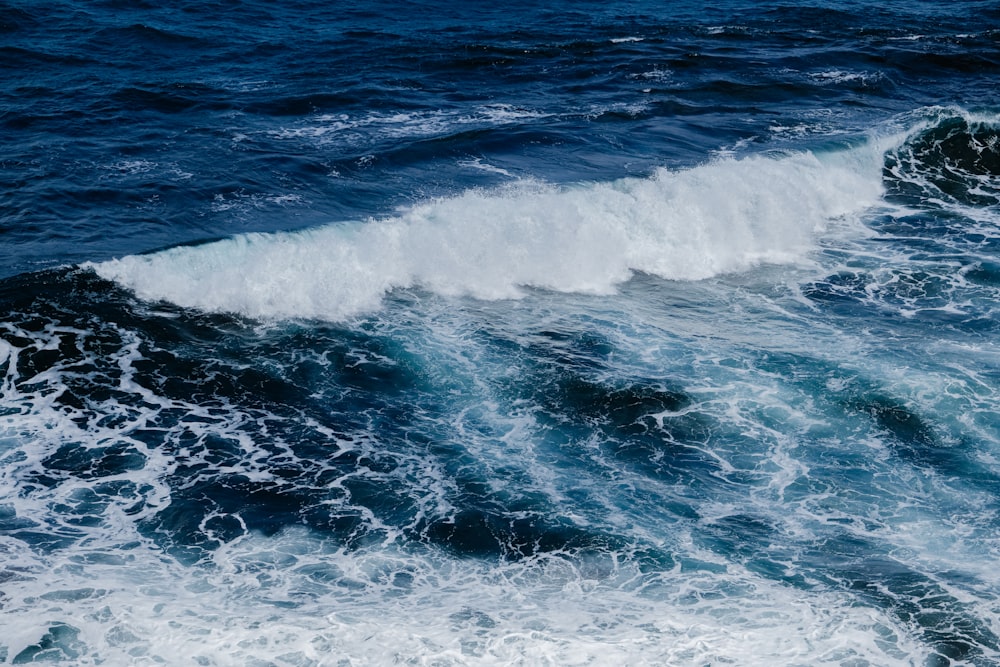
[9,231,1000,664]
[88,148,883,321]
[808,69,883,86]
[0,527,934,666]
[271,105,551,147]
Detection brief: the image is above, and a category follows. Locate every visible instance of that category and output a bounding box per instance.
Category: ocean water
[2,1,1000,664]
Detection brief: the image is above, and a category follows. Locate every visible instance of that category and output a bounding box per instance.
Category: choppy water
[3,1,1000,665]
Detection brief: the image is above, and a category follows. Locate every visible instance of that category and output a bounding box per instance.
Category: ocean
[2,1,1000,664]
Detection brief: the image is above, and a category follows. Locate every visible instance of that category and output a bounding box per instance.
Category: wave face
[884,108,1000,211]
[90,148,881,320]
[4,0,1000,664]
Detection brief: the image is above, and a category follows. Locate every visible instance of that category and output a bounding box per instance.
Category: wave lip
[89,149,882,321]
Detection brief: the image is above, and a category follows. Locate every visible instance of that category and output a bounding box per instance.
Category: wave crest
[88,149,881,321]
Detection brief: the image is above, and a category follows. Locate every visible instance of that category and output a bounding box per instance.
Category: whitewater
[90,146,883,321]
[3,1,1000,665]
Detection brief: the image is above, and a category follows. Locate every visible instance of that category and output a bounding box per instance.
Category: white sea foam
[0,526,934,667]
[10,217,1000,665]
[457,157,515,177]
[808,69,882,86]
[271,104,551,147]
[88,147,883,321]
[630,67,672,82]
[210,191,305,214]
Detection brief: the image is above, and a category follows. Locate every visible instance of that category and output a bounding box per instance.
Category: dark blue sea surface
[2,1,1000,665]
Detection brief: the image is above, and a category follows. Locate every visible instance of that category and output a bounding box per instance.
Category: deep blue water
[2,1,1000,665]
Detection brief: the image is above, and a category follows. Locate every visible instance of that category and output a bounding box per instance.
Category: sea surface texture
[3,1,1000,665]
